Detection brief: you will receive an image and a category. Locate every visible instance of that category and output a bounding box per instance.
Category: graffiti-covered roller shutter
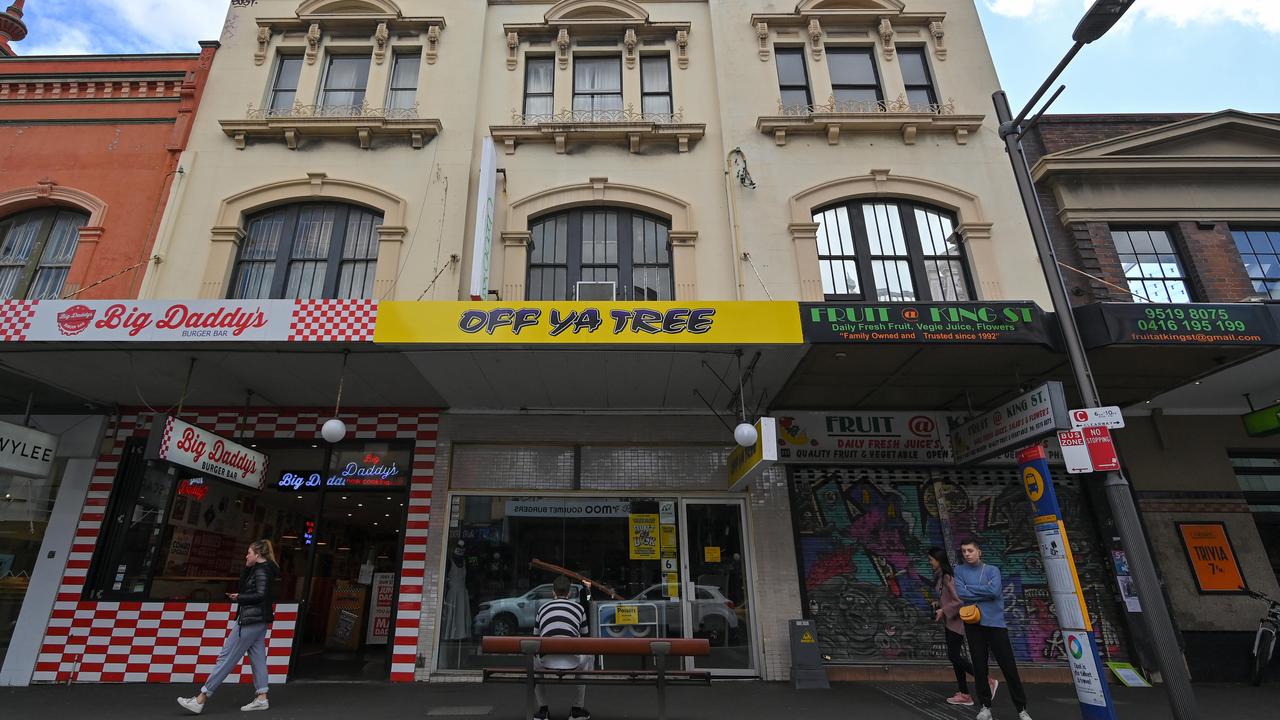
[790,466,1128,666]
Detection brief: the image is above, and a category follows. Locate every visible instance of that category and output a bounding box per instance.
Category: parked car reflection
[473,582,584,636]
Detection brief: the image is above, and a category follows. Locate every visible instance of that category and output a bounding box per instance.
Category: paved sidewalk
[1,679,1274,720]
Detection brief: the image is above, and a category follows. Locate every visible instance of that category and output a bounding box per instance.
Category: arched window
[812,199,971,302]
[229,202,382,299]
[0,207,88,300]
[527,207,673,300]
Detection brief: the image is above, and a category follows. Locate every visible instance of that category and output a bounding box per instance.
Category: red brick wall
[1026,114,1273,306]
[0,45,216,299]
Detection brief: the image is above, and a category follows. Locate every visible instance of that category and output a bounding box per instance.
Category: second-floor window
[812,200,971,302]
[775,48,811,108]
[0,207,87,300]
[321,55,371,110]
[524,56,554,117]
[230,202,382,300]
[1232,227,1280,299]
[898,48,938,107]
[527,208,673,301]
[386,52,420,111]
[270,55,303,111]
[573,57,623,117]
[1111,228,1191,303]
[828,48,881,105]
[641,55,672,116]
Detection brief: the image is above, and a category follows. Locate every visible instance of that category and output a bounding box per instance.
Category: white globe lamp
[321,417,347,444]
[733,422,758,448]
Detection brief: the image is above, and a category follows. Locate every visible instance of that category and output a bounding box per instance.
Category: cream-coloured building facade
[142,0,1049,307]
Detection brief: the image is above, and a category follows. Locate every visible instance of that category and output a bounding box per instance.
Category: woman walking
[178,539,279,714]
[928,546,997,707]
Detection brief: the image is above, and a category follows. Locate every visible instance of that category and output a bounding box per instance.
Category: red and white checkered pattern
[35,602,297,684]
[33,407,438,685]
[0,299,38,341]
[287,299,378,342]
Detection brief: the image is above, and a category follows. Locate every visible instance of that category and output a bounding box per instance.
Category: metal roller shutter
[790,466,1129,666]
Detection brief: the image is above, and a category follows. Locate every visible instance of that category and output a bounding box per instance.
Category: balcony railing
[777,95,957,118]
[245,102,422,121]
[510,106,685,126]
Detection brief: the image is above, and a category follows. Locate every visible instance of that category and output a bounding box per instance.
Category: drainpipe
[723,148,748,300]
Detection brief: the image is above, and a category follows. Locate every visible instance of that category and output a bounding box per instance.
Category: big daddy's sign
[146,416,267,489]
[15,300,297,341]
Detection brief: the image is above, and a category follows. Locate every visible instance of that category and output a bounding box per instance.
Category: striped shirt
[536,598,588,639]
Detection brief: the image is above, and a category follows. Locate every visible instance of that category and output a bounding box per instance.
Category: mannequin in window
[441,540,471,643]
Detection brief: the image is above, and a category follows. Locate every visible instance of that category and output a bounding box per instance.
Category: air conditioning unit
[575,281,616,301]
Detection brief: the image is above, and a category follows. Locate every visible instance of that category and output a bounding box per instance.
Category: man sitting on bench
[533,575,592,720]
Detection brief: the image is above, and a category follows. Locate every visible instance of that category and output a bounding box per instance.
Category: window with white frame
[1111,228,1192,303]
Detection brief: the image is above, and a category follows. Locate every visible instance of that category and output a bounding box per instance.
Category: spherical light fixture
[321,417,347,443]
[734,422,758,448]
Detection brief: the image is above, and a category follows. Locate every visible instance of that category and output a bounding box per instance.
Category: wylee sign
[0,419,59,478]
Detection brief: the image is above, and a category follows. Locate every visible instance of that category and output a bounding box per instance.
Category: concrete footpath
[2,679,1276,720]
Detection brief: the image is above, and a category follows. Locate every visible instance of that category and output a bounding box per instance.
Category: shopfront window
[87,436,414,677]
[0,458,68,668]
[438,496,683,670]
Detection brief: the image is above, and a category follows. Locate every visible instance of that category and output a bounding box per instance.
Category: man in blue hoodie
[954,539,1032,720]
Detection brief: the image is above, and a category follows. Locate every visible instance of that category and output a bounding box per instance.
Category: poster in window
[1176,522,1246,593]
[629,514,660,560]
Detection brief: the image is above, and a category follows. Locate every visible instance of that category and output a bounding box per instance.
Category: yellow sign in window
[614,605,638,625]
[704,546,721,563]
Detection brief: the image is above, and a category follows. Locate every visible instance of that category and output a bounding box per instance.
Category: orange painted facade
[0,44,217,299]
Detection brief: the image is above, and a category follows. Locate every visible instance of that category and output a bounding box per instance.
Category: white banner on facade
[0,418,59,478]
[774,412,954,465]
[146,415,268,489]
[951,382,1071,465]
[19,300,294,341]
[469,136,498,300]
[1,299,379,343]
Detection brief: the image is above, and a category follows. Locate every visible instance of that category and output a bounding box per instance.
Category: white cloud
[1139,0,1280,34]
[987,0,1280,34]
[88,0,228,51]
[22,22,96,56]
[985,0,1057,19]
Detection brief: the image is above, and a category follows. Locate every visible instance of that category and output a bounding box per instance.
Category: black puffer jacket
[236,560,279,627]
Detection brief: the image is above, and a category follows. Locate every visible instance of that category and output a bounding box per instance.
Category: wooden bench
[481,636,712,720]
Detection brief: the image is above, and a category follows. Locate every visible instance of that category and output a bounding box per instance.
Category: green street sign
[1243,404,1280,437]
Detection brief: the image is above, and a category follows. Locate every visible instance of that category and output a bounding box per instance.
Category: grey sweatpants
[201,622,269,697]
[534,654,593,709]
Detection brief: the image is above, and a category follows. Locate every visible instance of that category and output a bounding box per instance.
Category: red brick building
[0,12,215,300]
[1027,111,1280,681]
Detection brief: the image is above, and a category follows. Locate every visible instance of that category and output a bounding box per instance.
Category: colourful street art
[791,468,1128,665]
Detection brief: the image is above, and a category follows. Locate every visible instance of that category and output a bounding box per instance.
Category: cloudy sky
[11,0,1280,114]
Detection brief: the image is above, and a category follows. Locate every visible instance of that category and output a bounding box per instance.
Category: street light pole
[994,87,1200,720]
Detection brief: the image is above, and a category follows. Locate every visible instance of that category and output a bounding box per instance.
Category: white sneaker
[241,697,270,712]
[976,707,993,720]
[1018,711,1033,720]
[177,697,204,715]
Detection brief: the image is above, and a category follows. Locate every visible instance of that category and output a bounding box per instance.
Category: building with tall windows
[13,0,1276,690]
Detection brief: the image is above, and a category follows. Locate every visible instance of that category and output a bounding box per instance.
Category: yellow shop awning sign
[373,302,803,344]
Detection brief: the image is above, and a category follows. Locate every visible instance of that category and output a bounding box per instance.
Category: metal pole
[994,90,1199,720]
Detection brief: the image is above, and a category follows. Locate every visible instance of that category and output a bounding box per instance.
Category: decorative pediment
[545,0,648,25]
[1039,111,1280,161]
[1031,110,1280,224]
[296,0,402,19]
[795,0,906,13]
